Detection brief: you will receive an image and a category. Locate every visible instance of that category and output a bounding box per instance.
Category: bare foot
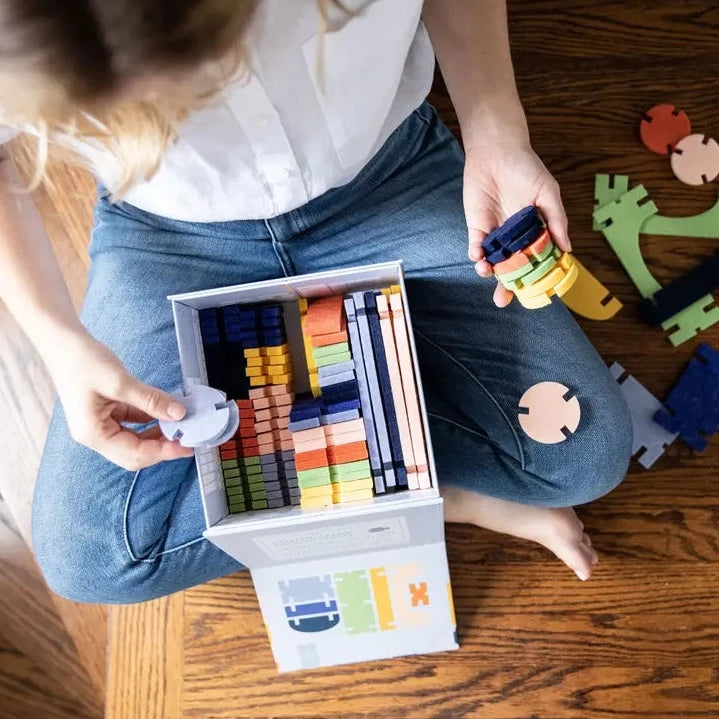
[441,485,599,581]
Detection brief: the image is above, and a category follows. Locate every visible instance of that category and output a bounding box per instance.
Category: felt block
[236,399,253,409]
[288,417,322,431]
[317,360,355,378]
[267,497,287,509]
[361,291,407,486]
[499,248,561,291]
[327,441,369,464]
[491,248,530,276]
[300,495,333,509]
[245,366,264,377]
[280,449,295,461]
[291,426,326,443]
[311,330,349,347]
[323,417,366,436]
[221,459,239,470]
[251,500,269,510]
[223,468,241,479]
[250,375,270,386]
[301,484,335,499]
[228,503,248,514]
[314,351,352,368]
[238,424,257,438]
[332,477,374,493]
[223,475,243,489]
[322,398,361,414]
[312,341,350,360]
[239,455,261,466]
[484,217,545,262]
[279,439,294,451]
[268,373,292,385]
[344,296,386,494]
[481,205,543,254]
[560,256,623,321]
[220,450,238,461]
[254,419,279,433]
[333,489,374,503]
[325,429,367,447]
[260,454,280,466]
[267,353,292,365]
[297,466,331,487]
[295,449,329,471]
[329,459,372,481]
[265,344,290,357]
[389,292,431,489]
[319,369,356,387]
[254,407,277,422]
[290,405,322,422]
[376,293,418,487]
[245,355,266,368]
[304,296,344,336]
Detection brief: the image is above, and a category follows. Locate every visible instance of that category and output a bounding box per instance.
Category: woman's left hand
[463,140,571,307]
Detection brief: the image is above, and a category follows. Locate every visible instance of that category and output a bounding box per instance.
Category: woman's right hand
[46,329,194,471]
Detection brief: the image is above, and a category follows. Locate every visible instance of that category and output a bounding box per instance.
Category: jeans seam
[415,328,526,469]
[263,219,294,277]
[123,469,205,564]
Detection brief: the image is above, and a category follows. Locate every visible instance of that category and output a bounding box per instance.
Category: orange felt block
[236,399,253,409]
[327,441,369,464]
[238,425,257,439]
[491,249,530,275]
[521,229,552,260]
[304,295,344,336]
[220,449,238,460]
[295,448,329,470]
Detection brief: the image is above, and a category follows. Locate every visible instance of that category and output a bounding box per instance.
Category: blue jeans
[33,103,632,603]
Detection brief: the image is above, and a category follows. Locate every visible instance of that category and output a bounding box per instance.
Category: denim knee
[535,377,633,507]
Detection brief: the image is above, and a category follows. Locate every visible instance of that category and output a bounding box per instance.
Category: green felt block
[251,500,269,510]
[495,241,556,283]
[312,342,350,360]
[224,476,243,488]
[223,468,241,479]
[331,473,373,484]
[593,174,629,231]
[228,504,247,514]
[226,485,246,497]
[314,351,352,368]
[250,487,268,498]
[661,295,719,346]
[298,468,332,488]
[238,456,261,467]
[499,249,561,291]
[221,459,239,470]
[328,459,371,479]
[246,473,266,486]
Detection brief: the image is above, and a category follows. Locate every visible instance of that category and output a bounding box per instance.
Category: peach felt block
[257,440,278,454]
[252,394,294,410]
[279,439,294,451]
[256,431,277,444]
[323,418,366,436]
[291,426,326,442]
[275,415,290,429]
[324,429,367,446]
[291,435,328,453]
[279,429,292,442]
[310,329,349,347]
[254,407,278,422]
[304,295,344,335]
[376,294,418,487]
[389,292,430,489]
[254,419,283,433]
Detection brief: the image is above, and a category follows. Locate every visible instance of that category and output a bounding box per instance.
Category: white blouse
[3,0,434,222]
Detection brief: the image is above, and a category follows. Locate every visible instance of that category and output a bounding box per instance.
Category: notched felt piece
[517,381,580,444]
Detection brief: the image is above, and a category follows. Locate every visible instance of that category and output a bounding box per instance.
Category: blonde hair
[0,0,257,197]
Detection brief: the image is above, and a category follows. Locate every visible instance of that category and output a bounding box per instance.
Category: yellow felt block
[560,256,622,320]
[250,375,271,386]
[301,495,333,509]
[245,366,264,377]
[267,353,291,365]
[269,373,292,385]
[246,356,267,367]
[333,489,374,503]
[243,348,262,358]
[264,344,290,357]
[332,477,373,494]
[298,298,308,314]
[267,362,292,376]
[301,485,334,498]
[390,284,401,294]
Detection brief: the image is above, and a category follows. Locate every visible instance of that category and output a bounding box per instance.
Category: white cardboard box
[168,261,458,671]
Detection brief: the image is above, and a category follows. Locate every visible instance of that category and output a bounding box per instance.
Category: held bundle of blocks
[167,262,457,671]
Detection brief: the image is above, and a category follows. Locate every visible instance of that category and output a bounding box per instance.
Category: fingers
[114,404,156,425]
[473,259,494,278]
[537,182,572,253]
[111,374,187,422]
[493,283,514,308]
[102,426,194,471]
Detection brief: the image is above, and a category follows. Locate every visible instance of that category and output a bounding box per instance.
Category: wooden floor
[4,1,719,717]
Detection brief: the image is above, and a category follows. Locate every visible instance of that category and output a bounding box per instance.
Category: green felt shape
[312,342,350,360]
[250,488,268,499]
[226,485,245,497]
[643,188,719,238]
[329,460,371,481]
[228,504,247,514]
[315,351,352,367]
[251,500,269,510]
[661,295,719,346]
[224,476,243,488]
[593,174,629,231]
[593,184,661,299]
[238,456,260,467]
[500,249,561,291]
[298,467,332,487]
[223,468,241,479]
[494,241,556,283]
[221,459,238,470]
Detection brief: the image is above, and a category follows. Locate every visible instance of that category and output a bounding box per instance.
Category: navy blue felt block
[200,332,221,344]
[480,206,543,254]
[322,398,361,414]
[364,291,407,488]
[320,380,359,397]
[260,306,282,317]
[484,222,545,264]
[223,318,259,330]
[289,405,322,422]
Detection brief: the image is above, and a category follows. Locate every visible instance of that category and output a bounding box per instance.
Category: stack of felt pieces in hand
[481,205,578,309]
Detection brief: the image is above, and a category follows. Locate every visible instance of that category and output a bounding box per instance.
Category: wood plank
[0,502,104,717]
[106,594,184,719]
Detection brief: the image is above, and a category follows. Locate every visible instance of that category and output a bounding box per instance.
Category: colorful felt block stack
[481,206,578,309]
[238,305,293,386]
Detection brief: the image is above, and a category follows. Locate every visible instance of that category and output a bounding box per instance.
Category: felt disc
[640,104,691,155]
[670,134,719,186]
[517,381,581,443]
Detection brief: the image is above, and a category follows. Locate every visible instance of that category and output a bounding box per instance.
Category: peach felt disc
[517,381,581,443]
[670,134,719,185]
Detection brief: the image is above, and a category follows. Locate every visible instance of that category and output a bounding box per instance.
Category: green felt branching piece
[593,184,661,299]
[593,174,629,230]
[643,187,719,238]
[660,295,719,346]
